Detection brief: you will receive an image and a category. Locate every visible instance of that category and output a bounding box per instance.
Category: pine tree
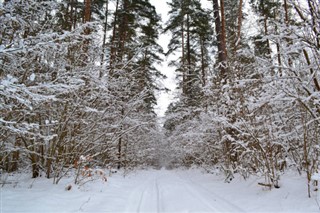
[164,0,211,105]
[106,0,164,169]
[210,0,228,79]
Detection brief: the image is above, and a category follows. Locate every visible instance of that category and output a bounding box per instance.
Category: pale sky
[150,0,213,118]
[150,0,258,118]
[150,0,177,118]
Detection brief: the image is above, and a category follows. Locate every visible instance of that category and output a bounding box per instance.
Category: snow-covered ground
[1,169,319,212]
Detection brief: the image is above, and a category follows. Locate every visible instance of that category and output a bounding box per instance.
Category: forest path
[3,169,317,213]
[124,169,245,212]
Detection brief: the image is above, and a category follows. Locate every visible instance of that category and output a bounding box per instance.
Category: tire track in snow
[127,173,162,213]
[177,172,246,212]
[125,175,155,213]
[178,179,221,211]
[126,170,246,212]
[156,170,220,212]
[136,186,147,213]
[171,172,221,212]
[155,179,161,213]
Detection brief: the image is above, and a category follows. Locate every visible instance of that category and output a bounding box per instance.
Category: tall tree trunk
[100,0,109,73]
[46,159,52,178]
[235,0,243,52]
[31,154,40,178]
[284,0,289,24]
[10,140,20,172]
[80,0,92,67]
[181,13,186,94]
[212,0,227,79]
[219,0,227,62]
[264,16,271,56]
[72,0,78,30]
[117,107,125,169]
[274,10,282,77]
[117,136,122,169]
[84,0,91,23]
[200,37,206,86]
[284,0,293,67]
[307,0,320,48]
[110,0,119,73]
[118,0,129,62]
[186,13,192,97]
[276,42,282,77]
[67,1,72,31]
[263,14,273,75]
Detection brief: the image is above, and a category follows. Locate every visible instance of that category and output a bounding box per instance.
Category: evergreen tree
[164,0,211,105]
[0,0,164,178]
[107,0,164,169]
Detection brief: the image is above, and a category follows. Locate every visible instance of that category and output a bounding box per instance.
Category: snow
[2,169,319,213]
[29,73,35,82]
[312,173,320,181]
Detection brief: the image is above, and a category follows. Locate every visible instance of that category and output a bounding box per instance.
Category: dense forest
[1,0,319,196]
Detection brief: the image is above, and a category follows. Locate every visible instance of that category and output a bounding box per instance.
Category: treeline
[163,0,320,196]
[0,0,164,182]
[1,0,319,196]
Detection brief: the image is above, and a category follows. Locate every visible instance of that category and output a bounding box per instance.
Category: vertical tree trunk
[46,159,52,178]
[117,136,122,169]
[10,140,20,172]
[67,1,71,31]
[71,0,78,30]
[235,0,243,52]
[272,8,282,77]
[11,151,19,172]
[102,0,109,47]
[307,0,320,48]
[186,12,192,97]
[263,14,273,76]
[212,0,227,79]
[84,0,91,23]
[219,0,227,62]
[276,42,282,77]
[110,0,120,73]
[31,154,40,178]
[117,107,125,169]
[100,0,109,73]
[264,16,271,56]
[181,18,186,94]
[303,120,311,197]
[80,0,92,67]
[283,0,293,67]
[284,0,289,24]
[118,0,129,62]
[200,37,206,86]
[5,155,9,172]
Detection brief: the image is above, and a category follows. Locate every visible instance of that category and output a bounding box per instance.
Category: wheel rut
[126,170,245,212]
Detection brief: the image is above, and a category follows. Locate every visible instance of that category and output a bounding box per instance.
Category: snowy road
[3,169,319,213]
[124,170,245,212]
